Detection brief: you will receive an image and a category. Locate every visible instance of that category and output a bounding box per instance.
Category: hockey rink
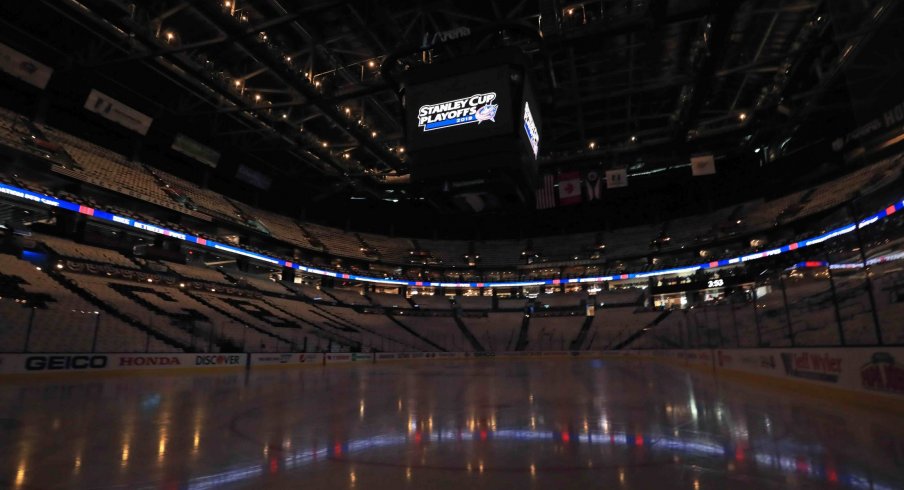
[0,358,902,489]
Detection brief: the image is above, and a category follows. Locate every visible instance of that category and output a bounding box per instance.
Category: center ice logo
[417,92,498,132]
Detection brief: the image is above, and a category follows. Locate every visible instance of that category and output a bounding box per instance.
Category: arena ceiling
[1,0,902,237]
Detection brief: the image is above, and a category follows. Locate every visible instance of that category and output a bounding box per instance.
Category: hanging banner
[606,169,628,189]
[172,134,220,168]
[691,154,716,176]
[84,89,153,135]
[536,174,555,209]
[235,164,272,190]
[0,43,53,89]
[557,171,582,206]
[584,170,602,200]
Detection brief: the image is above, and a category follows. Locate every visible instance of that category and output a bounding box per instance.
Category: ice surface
[0,359,902,489]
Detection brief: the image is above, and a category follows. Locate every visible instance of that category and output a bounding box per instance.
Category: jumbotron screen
[405,66,515,152]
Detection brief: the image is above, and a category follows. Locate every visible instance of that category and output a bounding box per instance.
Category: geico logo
[119,356,181,367]
[195,355,241,366]
[25,355,107,371]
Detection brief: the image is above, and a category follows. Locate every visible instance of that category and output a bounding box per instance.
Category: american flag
[536,174,555,209]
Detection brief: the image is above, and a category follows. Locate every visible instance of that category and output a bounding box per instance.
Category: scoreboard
[403,48,541,212]
[406,67,515,151]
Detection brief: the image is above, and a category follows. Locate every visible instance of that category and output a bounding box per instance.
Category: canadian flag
[558,171,582,206]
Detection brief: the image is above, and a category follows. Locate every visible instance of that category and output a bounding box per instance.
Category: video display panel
[520,74,541,160]
[406,66,514,151]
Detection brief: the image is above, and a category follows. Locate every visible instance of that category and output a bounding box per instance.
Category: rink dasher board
[250,353,378,366]
[249,352,466,366]
[607,347,904,403]
[247,353,324,367]
[5,348,900,406]
[0,353,247,375]
[248,351,601,367]
[0,351,598,375]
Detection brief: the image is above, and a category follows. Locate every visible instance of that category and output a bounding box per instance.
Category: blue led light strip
[1,182,901,288]
[789,250,904,271]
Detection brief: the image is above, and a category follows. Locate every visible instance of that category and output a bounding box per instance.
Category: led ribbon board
[0,182,901,289]
[417,92,498,131]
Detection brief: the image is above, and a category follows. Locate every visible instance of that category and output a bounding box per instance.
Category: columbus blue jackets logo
[475,104,498,123]
[417,92,498,131]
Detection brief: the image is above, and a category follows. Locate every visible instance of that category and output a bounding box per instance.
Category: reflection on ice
[182,424,892,490]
